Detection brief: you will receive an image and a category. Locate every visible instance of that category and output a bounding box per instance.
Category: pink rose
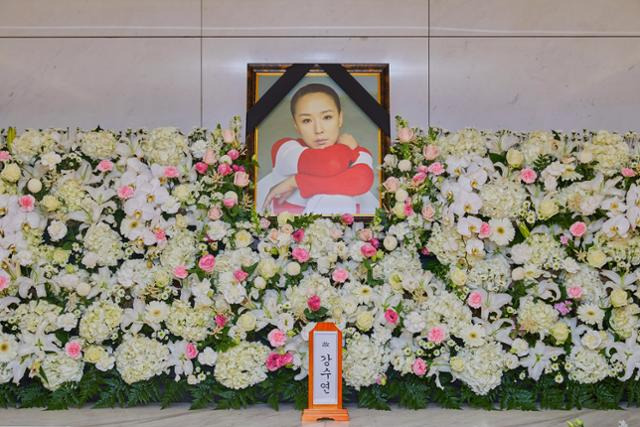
[215,314,227,328]
[384,308,398,325]
[520,168,537,184]
[358,228,373,242]
[198,254,216,273]
[569,221,587,238]
[467,290,484,309]
[0,151,11,161]
[622,167,636,177]
[423,145,440,160]
[64,340,82,360]
[422,204,435,221]
[233,269,248,282]
[153,228,166,241]
[266,352,281,371]
[208,206,223,220]
[341,213,354,225]
[268,329,287,347]
[203,149,217,165]
[0,275,9,291]
[307,295,321,312]
[332,268,349,283]
[18,195,35,212]
[222,129,235,143]
[195,162,208,174]
[412,358,428,376]
[227,149,240,160]
[427,162,444,175]
[478,222,491,239]
[427,326,446,344]
[412,172,427,185]
[360,243,376,258]
[117,185,134,200]
[185,342,199,360]
[292,229,305,243]
[568,286,583,299]
[233,171,249,187]
[279,352,293,367]
[218,163,232,176]
[383,176,400,192]
[223,197,236,208]
[164,166,179,178]
[397,127,414,143]
[292,247,310,263]
[173,265,188,279]
[97,159,113,172]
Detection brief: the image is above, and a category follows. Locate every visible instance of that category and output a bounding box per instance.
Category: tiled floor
[1,403,638,427]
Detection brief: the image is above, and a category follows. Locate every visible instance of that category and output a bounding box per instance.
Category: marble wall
[0,0,638,133]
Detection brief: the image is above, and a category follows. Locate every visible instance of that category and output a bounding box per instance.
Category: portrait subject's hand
[262,175,298,213]
[337,133,358,150]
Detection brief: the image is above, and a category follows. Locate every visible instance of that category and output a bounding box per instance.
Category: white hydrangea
[140,127,188,165]
[79,300,123,343]
[11,300,62,333]
[10,129,60,162]
[435,129,488,158]
[427,224,467,266]
[566,348,610,384]
[83,223,124,267]
[286,272,341,318]
[480,178,528,219]
[115,335,170,384]
[344,334,389,390]
[78,130,117,159]
[160,229,197,271]
[165,300,212,341]
[517,297,558,337]
[451,341,510,395]
[585,131,629,176]
[40,353,84,391]
[214,342,270,389]
[467,255,511,292]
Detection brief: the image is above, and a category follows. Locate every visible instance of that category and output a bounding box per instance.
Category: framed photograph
[246,63,390,218]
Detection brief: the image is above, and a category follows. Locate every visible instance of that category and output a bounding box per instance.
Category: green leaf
[17,381,49,408]
[160,378,188,408]
[0,383,19,408]
[358,385,390,410]
[189,377,216,410]
[94,375,129,408]
[47,383,81,410]
[127,379,161,407]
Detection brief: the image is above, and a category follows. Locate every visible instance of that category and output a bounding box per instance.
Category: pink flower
[268,329,287,347]
[554,302,571,316]
[403,200,414,216]
[153,228,166,241]
[222,129,235,143]
[198,254,216,273]
[358,228,373,242]
[421,247,430,255]
[208,206,223,220]
[292,247,310,263]
[423,145,440,160]
[0,151,11,161]
[520,168,537,184]
[233,269,248,282]
[569,221,587,238]
[341,213,354,225]
[18,195,35,212]
[383,176,400,192]
[266,352,281,371]
[427,326,446,344]
[0,275,9,291]
[164,166,179,178]
[97,159,113,172]
[215,314,227,328]
[427,162,444,175]
[233,171,249,187]
[560,235,569,245]
[422,204,435,221]
[195,162,208,174]
[384,308,398,325]
[478,222,491,239]
[622,167,636,177]
[279,352,293,366]
[218,163,232,176]
[467,290,484,309]
[332,268,349,283]
[203,149,217,165]
[307,295,321,312]
[412,172,427,185]
[222,197,236,208]
[185,342,199,360]
[259,217,271,229]
[412,358,428,376]
[568,286,583,299]
[227,149,240,160]
[397,127,414,143]
[64,340,82,359]
[117,185,134,200]
[173,265,188,279]
[292,229,305,243]
[360,242,376,258]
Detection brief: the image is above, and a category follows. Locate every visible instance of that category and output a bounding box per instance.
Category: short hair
[290,83,341,117]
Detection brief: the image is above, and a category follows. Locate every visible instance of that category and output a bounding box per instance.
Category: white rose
[286,262,301,276]
[383,235,398,251]
[383,154,398,168]
[26,178,42,193]
[41,152,62,169]
[506,149,524,167]
[450,267,467,287]
[581,330,602,350]
[538,198,558,219]
[395,189,409,203]
[355,311,374,332]
[253,276,266,290]
[398,159,412,172]
[577,150,593,163]
[610,288,628,308]
[76,282,92,297]
[237,312,256,331]
[197,347,217,366]
[56,313,78,331]
[235,230,253,248]
[0,163,20,182]
[47,220,68,242]
[587,248,608,268]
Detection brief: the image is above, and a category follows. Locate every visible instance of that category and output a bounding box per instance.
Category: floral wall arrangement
[0,117,640,410]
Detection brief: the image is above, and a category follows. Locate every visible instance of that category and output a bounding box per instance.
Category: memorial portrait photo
[247,64,390,218]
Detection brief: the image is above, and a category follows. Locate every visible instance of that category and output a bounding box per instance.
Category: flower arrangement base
[302,408,349,422]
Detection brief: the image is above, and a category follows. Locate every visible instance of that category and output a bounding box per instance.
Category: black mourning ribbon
[246,63,390,137]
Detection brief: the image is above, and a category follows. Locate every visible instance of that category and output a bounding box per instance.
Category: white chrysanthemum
[83,223,124,267]
[40,353,84,391]
[0,333,18,363]
[78,130,117,159]
[115,335,170,384]
[461,324,486,347]
[344,334,389,390]
[479,178,528,219]
[214,342,270,389]
[79,300,123,344]
[467,254,511,292]
[140,127,188,165]
[451,341,509,395]
[11,129,60,162]
[517,297,558,337]
[165,300,212,341]
[566,348,610,384]
[144,301,169,328]
[577,303,605,327]
[488,218,515,246]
